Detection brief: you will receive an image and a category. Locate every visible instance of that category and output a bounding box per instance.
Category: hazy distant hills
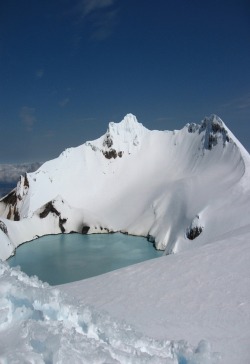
[0,162,42,197]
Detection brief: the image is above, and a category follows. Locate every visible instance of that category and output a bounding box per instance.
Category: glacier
[0,113,250,363]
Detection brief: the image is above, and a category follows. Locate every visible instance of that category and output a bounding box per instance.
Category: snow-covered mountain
[1,113,250,363]
[0,113,250,260]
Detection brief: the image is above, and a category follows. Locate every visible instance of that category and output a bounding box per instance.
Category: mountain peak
[100,114,146,157]
[200,114,230,150]
[185,114,231,150]
[202,114,226,131]
[107,113,145,136]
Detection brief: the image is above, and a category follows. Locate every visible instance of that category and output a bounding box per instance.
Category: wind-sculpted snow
[0,262,220,364]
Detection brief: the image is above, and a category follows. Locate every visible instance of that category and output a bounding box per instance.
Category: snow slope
[0,113,250,260]
[61,224,250,364]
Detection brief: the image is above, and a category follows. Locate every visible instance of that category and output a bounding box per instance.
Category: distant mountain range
[0,162,42,184]
[0,113,249,260]
[0,162,42,198]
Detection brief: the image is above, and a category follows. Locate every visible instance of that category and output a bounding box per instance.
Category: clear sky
[1,0,250,163]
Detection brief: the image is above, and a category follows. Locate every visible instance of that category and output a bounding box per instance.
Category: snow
[0,260,221,364]
[0,114,250,260]
[60,226,250,364]
[0,225,249,363]
[0,113,250,363]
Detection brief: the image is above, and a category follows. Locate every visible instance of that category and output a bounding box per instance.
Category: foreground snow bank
[62,226,250,364]
[0,262,220,364]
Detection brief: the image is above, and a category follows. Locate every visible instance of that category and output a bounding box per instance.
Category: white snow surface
[0,259,222,364]
[61,226,250,364]
[0,113,250,259]
[0,114,250,363]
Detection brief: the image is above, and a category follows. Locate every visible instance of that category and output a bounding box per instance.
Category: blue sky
[1,0,250,163]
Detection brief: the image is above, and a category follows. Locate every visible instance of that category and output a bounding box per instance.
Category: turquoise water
[8,233,162,285]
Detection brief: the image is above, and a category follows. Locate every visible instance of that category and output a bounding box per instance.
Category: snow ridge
[87,113,147,158]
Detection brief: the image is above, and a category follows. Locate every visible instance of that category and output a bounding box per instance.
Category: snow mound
[0,261,220,363]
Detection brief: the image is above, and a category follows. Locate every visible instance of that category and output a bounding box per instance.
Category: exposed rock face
[186,226,203,240]
[102,149,123,159]
[186,215,204,241]
[82,225,90,234]
[199,115,230,150]
[24,174,29,188]
[39,201,60,218]
[39,201,67,233]
[0,173,30,220]
[0,220,8,235]
[1,190,17,206]
[103,133,113,148]
[1,190,20,221]
[102,130,124,159]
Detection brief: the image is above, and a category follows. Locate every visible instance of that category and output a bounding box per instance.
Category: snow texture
[0,261,221,364]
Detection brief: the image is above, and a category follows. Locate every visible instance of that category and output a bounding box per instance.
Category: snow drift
[0,261,221,363]
[0,113,250,260]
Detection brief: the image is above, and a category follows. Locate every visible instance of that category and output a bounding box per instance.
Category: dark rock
[0,220,8,234]
[103,133,113,148]
[186,226,203,240]
[14,209,20,221]
[201,117,230,150]
[59,218,67,233]
[82,225,90,234]
[39,201,68,233]
[1,190,17,206]
[39,201,60,218]
[7,207,11,220]
[208,133,218,150]
[211,122,224,133]
[188,123,198,133]
[102,149,124,159]
[24,173,29,188]
[147,234,155,243]
[102,149,117,159]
